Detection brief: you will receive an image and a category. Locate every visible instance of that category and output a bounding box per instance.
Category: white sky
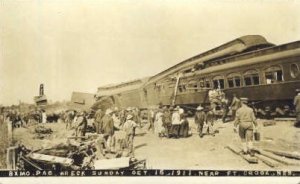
[1,0,300,106]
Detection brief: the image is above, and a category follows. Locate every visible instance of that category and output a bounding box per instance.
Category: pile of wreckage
[7,134,146,170]
[34,125,53,139]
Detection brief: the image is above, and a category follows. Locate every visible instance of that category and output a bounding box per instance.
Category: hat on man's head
[174,106,180,111]
[196,105,204,111]
[105,108,113,115]
[126,114,133,120]
[240,97,249,103]
[179,108,184,115]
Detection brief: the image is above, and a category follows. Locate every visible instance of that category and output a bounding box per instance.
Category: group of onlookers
[148,106,190,139]
[64,107,141,157]
[0,108,51,128]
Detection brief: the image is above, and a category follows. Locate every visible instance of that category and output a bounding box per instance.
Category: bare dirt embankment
[11,119,300,170]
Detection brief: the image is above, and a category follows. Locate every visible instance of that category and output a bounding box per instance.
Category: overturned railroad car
[96,35,300,117]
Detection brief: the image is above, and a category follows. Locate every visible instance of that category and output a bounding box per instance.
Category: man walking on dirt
[123,114,137,156]
[230,93,241,121]
[234,97,257,156]
[94,109,104,134]
[294,89,300,127]
[194,105,205,137]
[100,109,115,153]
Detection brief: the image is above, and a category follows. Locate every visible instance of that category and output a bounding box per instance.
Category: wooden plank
[255,154,280,168]
[254,148,300,166]
[29,153,74,166]
[227,145,258,163]
[6,146,18,170]
[264,149,300,160]
[274,118,296,121]
[20,155,42,170]
[263,121,276,127]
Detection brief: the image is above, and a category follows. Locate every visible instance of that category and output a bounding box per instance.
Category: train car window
[187,80,198,92]
[253,74,260,85]
[265,66,283,84]
[199,80,204,88]
[290,63,300,78]
[213,80,219,89]
[235,77,241,87]
[244,77,252,86]
[228,79,234,88]
[213,76,224,89]
[227,73,241,88]
[244,70,260,86]
[205,79,211,88]
[213,79,225,89]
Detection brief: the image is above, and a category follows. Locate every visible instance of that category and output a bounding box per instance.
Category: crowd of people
[1,89,300,159]
[148,106,191,139]
[0,108,57,129]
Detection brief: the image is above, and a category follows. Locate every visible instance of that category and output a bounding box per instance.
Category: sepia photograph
[0,0,300,180]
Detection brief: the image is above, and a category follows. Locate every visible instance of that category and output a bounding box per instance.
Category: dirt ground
[11,118,300,170]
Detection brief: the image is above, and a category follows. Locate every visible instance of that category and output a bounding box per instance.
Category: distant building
[70,92,96,111]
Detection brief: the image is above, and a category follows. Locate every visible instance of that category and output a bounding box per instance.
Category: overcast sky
[1,0,300,105]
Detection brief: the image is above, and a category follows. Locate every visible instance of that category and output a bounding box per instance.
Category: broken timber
[255,154,280,168]
[28,153,74,166]
[254,148,300,166]
[264,149,300,160]
[263,121,276,127]
[274,118,296,121]
[226,145,258,163]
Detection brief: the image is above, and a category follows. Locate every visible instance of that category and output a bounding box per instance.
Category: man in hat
[100,108,115,152]
[163,106,172,138]
[201,105,216,137]
[147,108,155,132]
[234,97,257,156]
[294,89,300,127]
[94,109,104,134]
[76,111,88,137]
[123,114,137,155]
[230,93,241,121]
[171,106,181,138]
[195,105,205,137]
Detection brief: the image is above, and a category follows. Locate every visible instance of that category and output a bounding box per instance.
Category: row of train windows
[212,69,283,89]
[177,67,284,93]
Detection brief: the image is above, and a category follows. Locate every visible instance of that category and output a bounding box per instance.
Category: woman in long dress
[154,109,165,137]
[179,113,189,138]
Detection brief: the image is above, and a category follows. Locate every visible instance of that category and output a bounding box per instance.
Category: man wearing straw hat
[234,97,257,156]
[123,114,137,155]
[195,105,205,137]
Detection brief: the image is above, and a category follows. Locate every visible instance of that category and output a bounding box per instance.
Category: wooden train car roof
[181,40,300,78]
[96,77,149,97]
[147,35,274,84]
